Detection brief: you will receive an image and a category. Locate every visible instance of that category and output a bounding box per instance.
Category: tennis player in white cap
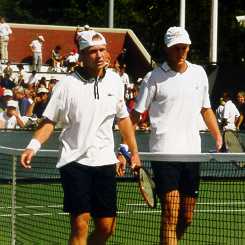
[130,26,222,245]
[21,29,140,244]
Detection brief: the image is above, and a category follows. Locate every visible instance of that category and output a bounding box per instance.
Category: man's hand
[116,154,127,176]
[130,152,141,173]
[20,149,34,169]
[216,135,223,152]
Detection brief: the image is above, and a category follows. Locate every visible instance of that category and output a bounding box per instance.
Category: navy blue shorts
[59,162,117,217]
[151,161,200,198]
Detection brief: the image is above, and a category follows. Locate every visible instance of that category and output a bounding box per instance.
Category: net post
[11,155,17,245]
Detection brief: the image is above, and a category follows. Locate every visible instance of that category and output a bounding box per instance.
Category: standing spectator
[21,29,140,244]
[0,17,12,64]
[222,91,240,131]
[216,97,225,129]
[26,87,49,118]
[30,35,45,72]
[235,91,245,130]
[130,26,222,244]
[0,100,24,128]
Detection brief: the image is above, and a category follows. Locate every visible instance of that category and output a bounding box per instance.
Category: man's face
[6,107,16,117]
[81,45,107,72]
[165,43,190,66]
[38,92,48,102]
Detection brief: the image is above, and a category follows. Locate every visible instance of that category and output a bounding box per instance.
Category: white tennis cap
[3,89,13,97]
[164,26,191,47]
[38,35,45,42]
[77,30,106,50]
[7,100,18,108]
[37,87,49,94]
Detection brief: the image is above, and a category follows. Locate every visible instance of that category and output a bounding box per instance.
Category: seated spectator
[0,73,15,89]
[14,64,27,86]
[26,70,39,89]
[0,88,13,111]
[13,86,33,116]
[0,100,25,128]
[64,48,79,72]
[26,87,49,118]
[3,61,13,78]
[37,76,48,89]
[51,45,63,72]
[48,76,58,92]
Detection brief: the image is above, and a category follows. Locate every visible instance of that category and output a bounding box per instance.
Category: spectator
[26,70,39,89]
[222,91,240,131]
[0,100,25,128]
[0,73,15,89]
[64,48,79,72]
[116,64,130,100]
[116,48,127,67]
[13,86,32,116]
[0,88,13,111]
[48,76,58,92]
[37,76,48,89]
[30,35,45,72]
[26,87,49,118]
[235,91,245,130]
[0,16,12,64]
[216,97,225,128]
[3,61,13,78]
[51,45,63,72]
[14,64,27,86]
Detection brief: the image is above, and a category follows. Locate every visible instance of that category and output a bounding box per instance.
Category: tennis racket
[119,144,157,208]
[223,130,245,168]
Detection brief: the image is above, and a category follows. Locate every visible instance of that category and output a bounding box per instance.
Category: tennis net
[0,146,244,245]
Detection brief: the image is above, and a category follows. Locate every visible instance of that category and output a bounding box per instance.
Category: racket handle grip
[119,144,131,163]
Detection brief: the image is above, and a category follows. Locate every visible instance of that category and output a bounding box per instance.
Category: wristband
[26,138,41,155]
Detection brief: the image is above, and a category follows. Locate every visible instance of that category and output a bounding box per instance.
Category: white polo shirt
[135,61,211,154]
[43,69,128,168]
[30,40,42,53]
[223,100,240,131]
[0,111,17,128]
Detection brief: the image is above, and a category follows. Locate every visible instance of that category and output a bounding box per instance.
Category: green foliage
[0,0,245,64]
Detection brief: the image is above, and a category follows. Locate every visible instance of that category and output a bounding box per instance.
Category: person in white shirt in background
[65,48,79,72]
[216,97,225,129]
[0,100,25,128]
[0,16,12,64]
[29,35,45,72]
[222,91,240,131]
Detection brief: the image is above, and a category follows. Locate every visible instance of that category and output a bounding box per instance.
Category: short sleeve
[42,83,65,123]
[135,71,155,113]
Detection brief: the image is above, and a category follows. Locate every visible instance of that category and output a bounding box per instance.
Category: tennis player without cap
[21,29,140,245]
[130,26,223,245]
